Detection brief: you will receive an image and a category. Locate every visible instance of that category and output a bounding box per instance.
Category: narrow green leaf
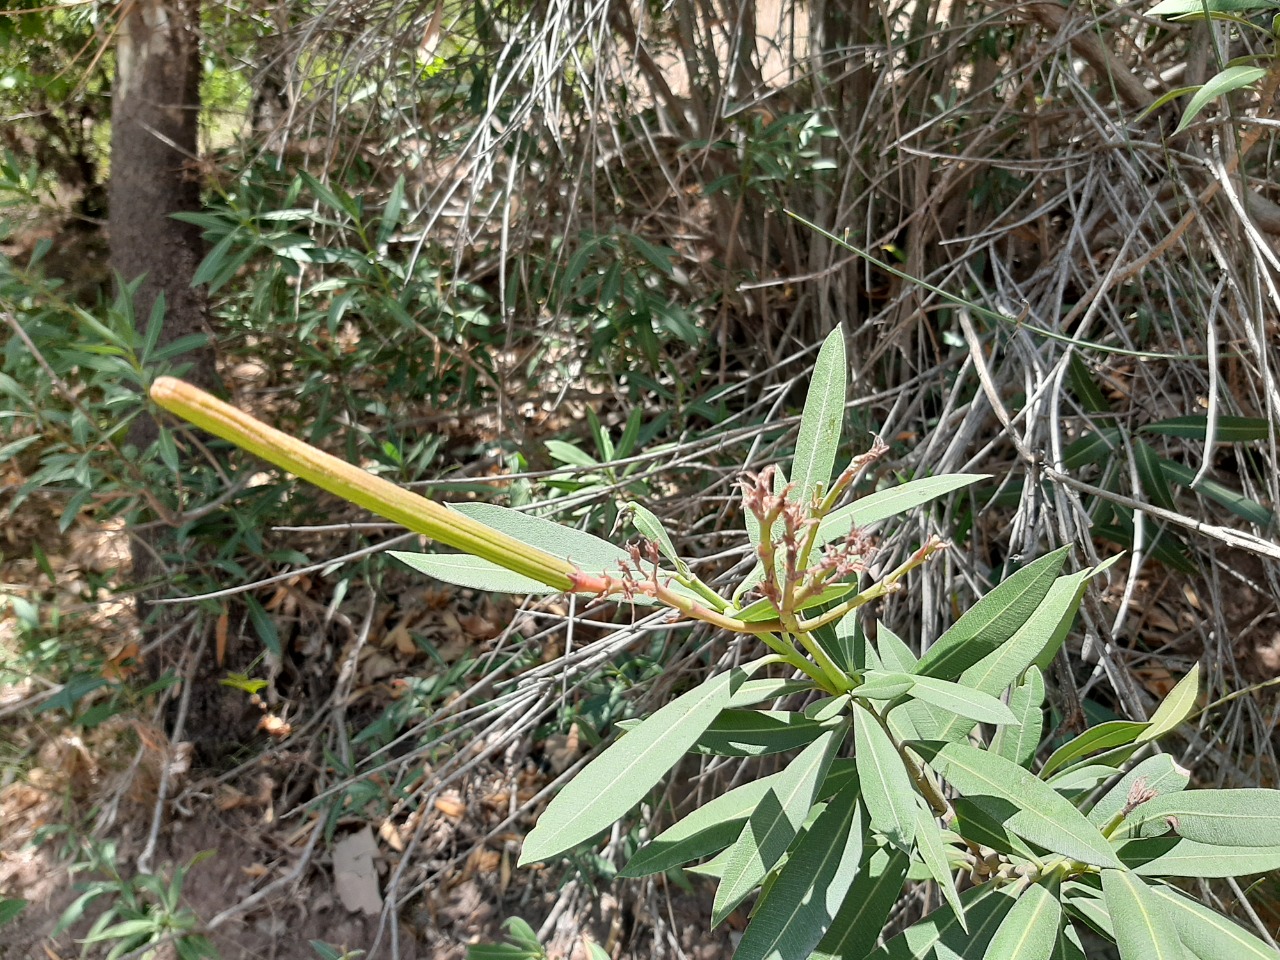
[377,175,405,247]
[625,501,690,576]
[916,741,1122,868]
[875,624,941,741]
[991,666,1046,768]
[790,327,846,508]
[520,668,745,864]
[451,502,630,574]
[1128,789,1280,846]
[1149,881,1280,959]
[621,771,787,878]
[934,564,1105,744]
[1062,882,1114,941]
[1101,869,1185,960]
[952,796,1040,860]
[852,701,918,851]
[392,552,559,594]
[1121,836,1280,877]
[807,845,906,960]
[712,725,844,926]
[244,595,281,657]
[1177,65,1268,133]
[1050,923,1088,960]
[1067,356,1113,415]
[1087,754,1190,830]
[1138,664,1200,743]
[1040,721,1150,780]
[982,881,1061,960]
[1141,414,1275,443]
[1157,458,1273,528]
[735,774,866,960]
[915,547,1071,680]
[1049,764,1124,801]
[914,808,967,931]
[863,883,1022,959]
[1135,439,1178,511]
[905,675,1018,726]
[856,670,916,700]
[815,475,989,547]
[728,678,815,709]
[0,899,27,927]
[693,710,831,757]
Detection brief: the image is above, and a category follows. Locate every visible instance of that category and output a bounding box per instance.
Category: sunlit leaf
[1138,664,1200,744]
[815,475,989,547]
[904,675,1018,726]
[1175,66,1267,133]
[734,774,865,960]
[790,327,846,508]
[991,667,1045,769]
[914,808,966,930]
[981,881,1061,960]
[809,844,909,960]
[1128,789,1280,846]
[1039,721,1150,780]
[392,552,559,594]
[852,701,918,852]
[625,501,689,576]
[916,741,1121,868]
[520,667,746,864]
[1150,881,1280,959]
[914,547,1071,680]
[1101,869,1184,960]
[712,725,845,926]
[1121,836,1280,877]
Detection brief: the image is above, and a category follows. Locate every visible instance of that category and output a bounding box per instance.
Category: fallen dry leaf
[333,825,383,916]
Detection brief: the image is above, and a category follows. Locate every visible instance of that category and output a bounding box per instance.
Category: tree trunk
[110,0,219,572]
[110,0,217,408]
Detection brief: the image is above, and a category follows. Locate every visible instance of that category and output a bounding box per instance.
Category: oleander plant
[152,327,1280,960]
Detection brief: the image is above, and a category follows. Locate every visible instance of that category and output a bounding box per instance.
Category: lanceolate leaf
[790,327,846,508]
[1128,789,1280,846]
[862,882,1022,959]
[914,808,966,931]
[1149,882,1280,959]
[991,667,1045,769]
[981,881,1061,960]
[875,624,942,741]
[852,701,918,852]
[855,671,916,700]
[814,475,989,548]
[1039,721,1150,780]
[712,725,845,926]
[1175,66,1267,134]
[1141,414,1275,443]
[520,668,745,865]
[621,770,790,878]
[450,502,631,573]
[392,552,559,594]
[809,845,910,960]
[1050,924,1088,960]
[914,547,1071,681]
[693,710,832,757]
[905,675,1018,726]
[952,797,1040,861]
[1138,664,1200,744]
[728,678,816,709]
[1087,754,1189,831]
[915,741,1121,869]
[934,567,1097,743]
[1101,869,1184,960]
[1121,836,1280,878]
[734,775,866,960]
